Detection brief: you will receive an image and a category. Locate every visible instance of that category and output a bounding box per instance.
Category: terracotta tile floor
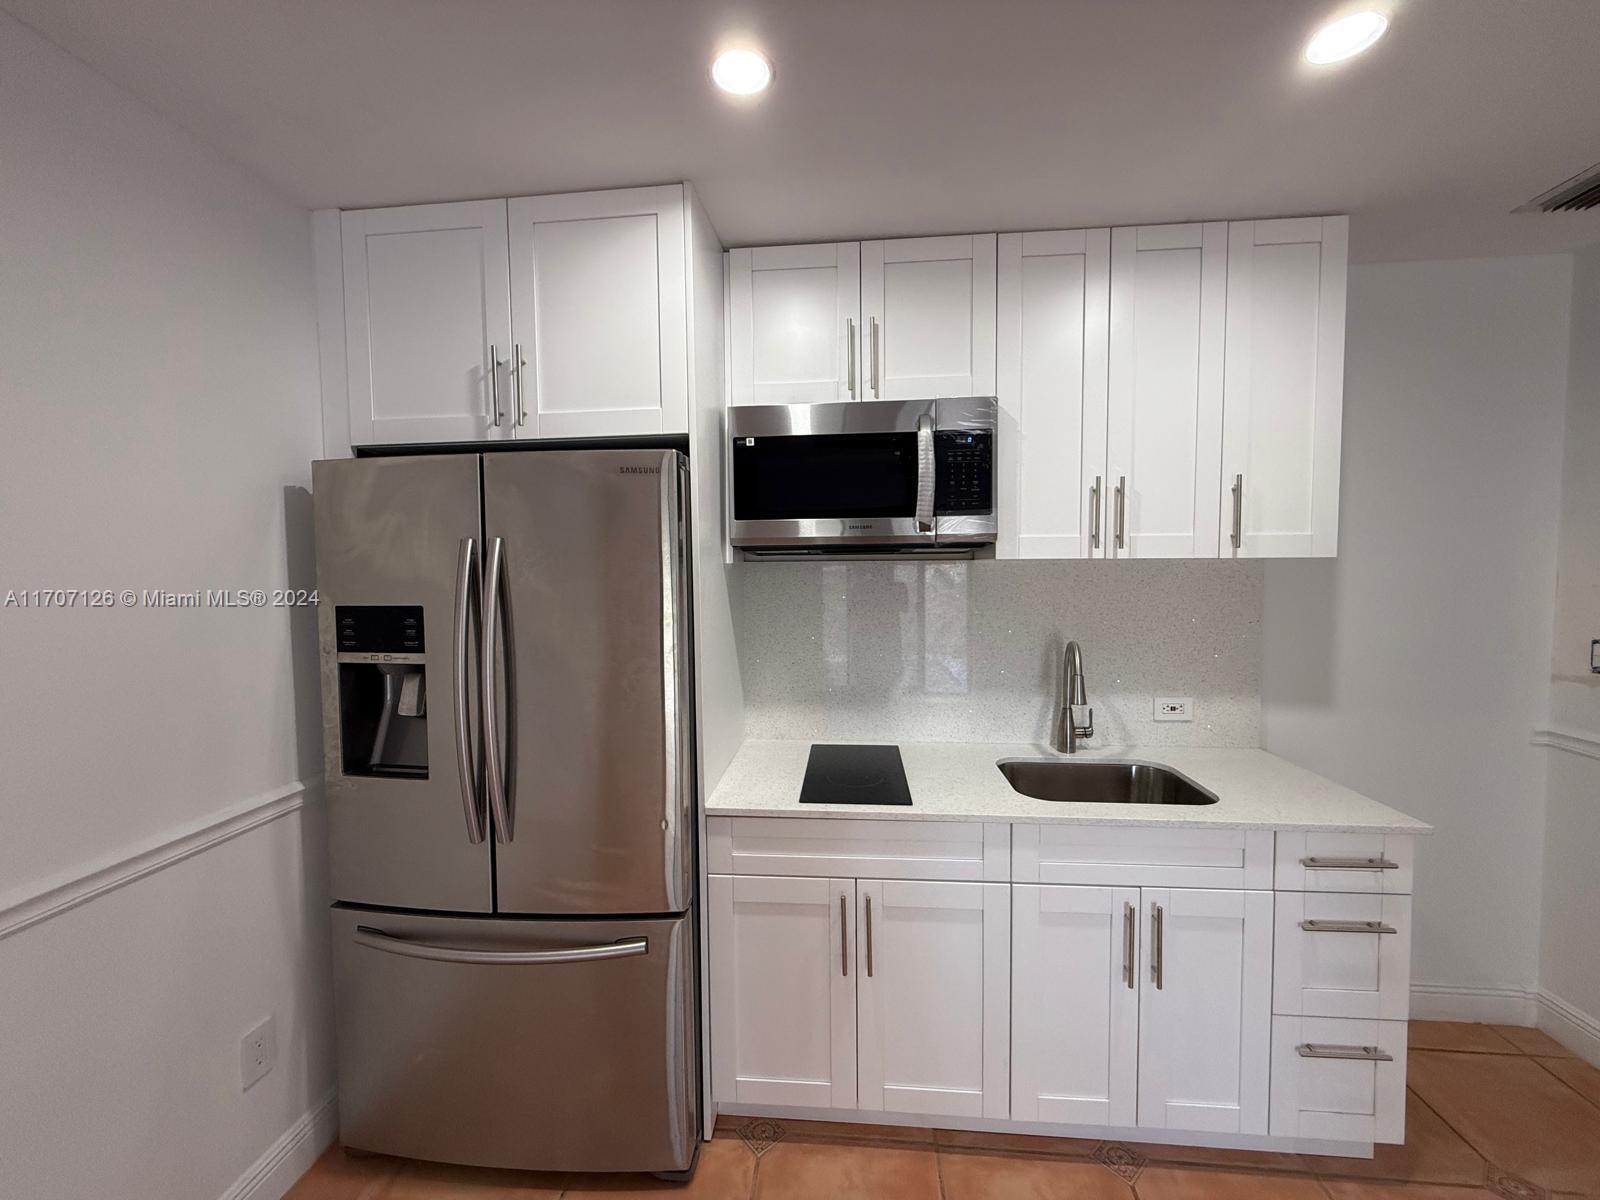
[286,1021,1600,1200]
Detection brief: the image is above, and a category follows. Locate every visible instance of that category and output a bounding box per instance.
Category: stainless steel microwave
[728,396,997,557]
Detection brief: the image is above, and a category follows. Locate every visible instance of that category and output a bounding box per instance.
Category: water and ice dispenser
[336,605,429,779]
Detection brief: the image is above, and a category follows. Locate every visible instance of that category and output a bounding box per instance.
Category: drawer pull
[1300,919,1398,935]
[1297,1043,1394,1062]
[1301,856,1399,870]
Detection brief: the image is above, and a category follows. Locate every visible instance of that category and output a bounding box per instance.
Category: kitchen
[2,3,1598,1200]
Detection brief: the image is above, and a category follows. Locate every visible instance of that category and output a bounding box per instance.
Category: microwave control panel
[935,431,993,514]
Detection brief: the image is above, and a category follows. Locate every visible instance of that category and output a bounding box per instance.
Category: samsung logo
[846,523,874,531]
[618,466,660,475]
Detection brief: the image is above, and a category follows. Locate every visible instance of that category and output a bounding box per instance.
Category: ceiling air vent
[1516,161,1600,213]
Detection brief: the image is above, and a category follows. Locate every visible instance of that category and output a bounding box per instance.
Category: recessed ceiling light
[712,48,772,95]
[1304,10,1389,64]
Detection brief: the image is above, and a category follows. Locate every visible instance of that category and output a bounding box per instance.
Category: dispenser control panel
[336,605,425,659]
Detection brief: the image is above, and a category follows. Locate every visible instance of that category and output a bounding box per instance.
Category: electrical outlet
[240,1015,276,1091]
[1154,697,1193,722]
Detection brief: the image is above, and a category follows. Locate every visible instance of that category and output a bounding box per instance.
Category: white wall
[1538,243,1600,1040]
[1263,255,1572,1010]
[0,11,331,1199]
[740,559,1262,747]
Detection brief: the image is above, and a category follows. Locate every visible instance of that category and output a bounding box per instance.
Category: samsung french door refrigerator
[313,449,697,1176]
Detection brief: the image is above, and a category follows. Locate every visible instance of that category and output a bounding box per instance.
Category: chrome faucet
[1054,641,1094,753]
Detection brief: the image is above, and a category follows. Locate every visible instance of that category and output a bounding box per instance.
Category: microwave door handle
[915,413,936,533]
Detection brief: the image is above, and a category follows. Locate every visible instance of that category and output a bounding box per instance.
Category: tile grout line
[1531,1055,1600,1116]
[1405,1076,1506,1187]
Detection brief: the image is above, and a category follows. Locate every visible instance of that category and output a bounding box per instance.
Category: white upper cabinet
[1137,887,1272,1135]
[708,874,856,1110]
[1106,223,1228,558]
[341,200,513,446]
[728,243,861,406]
[862,235,997,400]
[1221,216,1348,558]
[507,186,689,439]
[1012,884,1139,1127]
[855,879,1009,1120]
[996,230,1111,559]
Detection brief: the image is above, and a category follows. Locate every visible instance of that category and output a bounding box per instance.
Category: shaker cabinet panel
[856,879,1009,1120]
[1221,216,1347,558]
[1137,887,1272,1135]
[728,243,861,406]
[995,230,1111,560]
[861,235,997,400]
[508,186,688,438]
[341,200,513,446]
[1011,884,1139,1126]
[1106,223,1227,558]
[708,874,856,1111]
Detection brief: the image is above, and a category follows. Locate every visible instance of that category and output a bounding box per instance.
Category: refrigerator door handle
[481,535,514,842]
[353,925,647,965]
[453,537,486,844]
[658,454,682,901]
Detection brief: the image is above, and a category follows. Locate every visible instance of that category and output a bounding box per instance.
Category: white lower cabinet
[1012,884,1140,1125]
[856,879,1010,1120]
[707,874,856,1109]
[1270,1016,1408,1144]
[1137,888,1274,1135]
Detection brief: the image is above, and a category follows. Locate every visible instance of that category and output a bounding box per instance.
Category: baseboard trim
[1409,982,1537,1024]
[1535,989,1600,1067]
[1531,726,1600,762]
[0,778,317,942]
[220,1091,338,1200]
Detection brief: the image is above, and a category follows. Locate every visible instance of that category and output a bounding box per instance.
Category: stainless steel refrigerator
[312,449,698,1177]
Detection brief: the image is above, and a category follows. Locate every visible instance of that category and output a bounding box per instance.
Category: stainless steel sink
[997,759,1218,805]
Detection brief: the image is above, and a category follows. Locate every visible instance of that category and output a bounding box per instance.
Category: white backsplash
[736,559,1263,747]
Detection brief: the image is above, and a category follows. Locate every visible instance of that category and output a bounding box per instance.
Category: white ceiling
[8,0,1600,263]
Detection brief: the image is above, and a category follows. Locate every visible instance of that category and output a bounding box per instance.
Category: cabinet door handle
[1300,920,1399,935]
[1114,476,1126,552]
[865,893,875,977]
[1297,1043,1394,1062]
[840,894,849,977]
[846,318,857,400]
[488,343,503,427]
[512,342,526,427]
[1301,856,1400,871]
[1122,901,1135,988]
[1151,902,1164,990]
[1090,476,1103,551]
[870,316,881,398]
[1230,473,1244,550]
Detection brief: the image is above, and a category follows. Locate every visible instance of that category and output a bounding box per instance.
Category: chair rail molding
[1530,726,1600,762]
[0,778,319,941]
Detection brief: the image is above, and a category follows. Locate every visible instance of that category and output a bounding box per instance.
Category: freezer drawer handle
[1301,856,1400,870]
[1300,919,1399,935]
[353,926,648,966]
[1297,1043,1394,1062]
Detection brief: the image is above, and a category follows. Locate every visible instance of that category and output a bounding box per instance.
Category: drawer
[1013,824,1273,888]
[1270,1016,1407,1144]
[1275,832,1414,894]
[1273,893,1412,1020]
[706,816,1009,881]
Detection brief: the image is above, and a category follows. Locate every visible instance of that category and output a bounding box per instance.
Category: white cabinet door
[1106,224,1227,557]
[1221,216,1348,558]
[708,874,855,1110]
[857,879,1009,1120]
[507,185,688,439]
[1012,885,1139,1126]
[728,243,861,406]
[861,236,996,400]
[995,230,1111,559]
[341,200,512,446]
[1137,888,1273,1135]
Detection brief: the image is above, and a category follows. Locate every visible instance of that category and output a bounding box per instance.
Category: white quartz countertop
[706,740,1431,833]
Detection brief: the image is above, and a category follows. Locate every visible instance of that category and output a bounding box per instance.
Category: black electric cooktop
[798,744,913,807]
